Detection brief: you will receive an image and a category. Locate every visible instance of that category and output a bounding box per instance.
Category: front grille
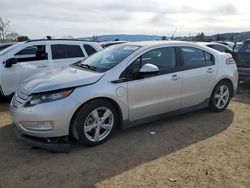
[11,89,30,109]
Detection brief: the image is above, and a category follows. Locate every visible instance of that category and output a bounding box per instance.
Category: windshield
[0,42,24,56]
[73,45,141,72]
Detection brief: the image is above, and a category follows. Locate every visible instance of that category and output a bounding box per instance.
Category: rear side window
[180,47,214,67]
[84,44,97,56]
[51,44,84,59]
[209,44,226,52]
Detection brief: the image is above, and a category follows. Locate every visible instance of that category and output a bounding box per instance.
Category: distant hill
[175,31,250,42]
[79,34,165,42]
[79,31,250,42]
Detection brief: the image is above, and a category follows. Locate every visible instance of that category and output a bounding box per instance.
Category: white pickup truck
[0,39,103,100]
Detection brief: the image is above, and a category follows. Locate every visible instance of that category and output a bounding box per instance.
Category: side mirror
[5,58,17,68]
[139,63,159,75]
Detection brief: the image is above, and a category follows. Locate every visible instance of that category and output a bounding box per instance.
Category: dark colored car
[232,40,250,81]
[100,41,127,48]
[0,42,16,51]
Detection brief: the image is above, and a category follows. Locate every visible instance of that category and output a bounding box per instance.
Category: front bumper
[10,96,79,138]
[12,124,71,153]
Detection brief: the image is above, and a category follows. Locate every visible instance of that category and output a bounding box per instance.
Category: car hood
[21,66,105,94]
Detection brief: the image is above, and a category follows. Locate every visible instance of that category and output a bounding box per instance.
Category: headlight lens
[25,89,73,106]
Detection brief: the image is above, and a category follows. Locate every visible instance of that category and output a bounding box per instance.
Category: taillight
[226,58,235,64]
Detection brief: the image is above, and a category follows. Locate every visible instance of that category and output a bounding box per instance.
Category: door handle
[207,68,214,73]
[171,74,180,81]
[37,65,49,68]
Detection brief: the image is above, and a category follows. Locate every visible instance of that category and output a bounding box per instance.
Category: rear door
[235,42,250,68]
[178,46,216,108]
[125,47,182,121]
[50,44,86,67]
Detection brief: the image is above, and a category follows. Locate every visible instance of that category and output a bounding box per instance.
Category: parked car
[198,42,233,53]
[100,41,127,48]
[0,39,102,101]
[216,41,235,49]
[232,42,243,52]
[0,42,17,51]
[232,39,250,81]
[10,41,238,152]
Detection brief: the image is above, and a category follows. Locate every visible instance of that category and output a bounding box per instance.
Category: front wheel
[209,81,232,112]
[72,99,118,146]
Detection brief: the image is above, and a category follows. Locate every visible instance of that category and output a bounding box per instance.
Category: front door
[2,44,50,95]
[126,47,182,121]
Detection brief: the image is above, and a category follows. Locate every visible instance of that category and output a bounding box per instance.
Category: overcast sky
[1,0,250,38]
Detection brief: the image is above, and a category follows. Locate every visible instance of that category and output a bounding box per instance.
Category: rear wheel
[72,99,118,146]
[209,81,232,112]
[0,93,4,103]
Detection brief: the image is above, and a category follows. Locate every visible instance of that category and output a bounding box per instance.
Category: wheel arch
[211,78,234,98]
[69,97,123,139]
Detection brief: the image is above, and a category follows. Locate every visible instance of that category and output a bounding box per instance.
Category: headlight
[25,89,73,107]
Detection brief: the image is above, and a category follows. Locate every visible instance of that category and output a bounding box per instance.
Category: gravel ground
[0,84,249,188]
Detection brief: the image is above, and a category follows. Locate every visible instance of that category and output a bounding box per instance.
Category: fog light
[19,121,54,131]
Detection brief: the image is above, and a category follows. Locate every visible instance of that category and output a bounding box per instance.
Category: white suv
[0,39,102,100]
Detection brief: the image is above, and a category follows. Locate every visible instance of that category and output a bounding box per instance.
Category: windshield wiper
[77,63,97,71]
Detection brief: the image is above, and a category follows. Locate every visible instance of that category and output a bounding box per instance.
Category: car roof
[24,39,101,46]
[100,41,127,45]
[23,39,103,50]
[123,40,194,47]
[117,40,222,55]
[0,42,17,46]
[196,42,224,46]
[25,39,89,43]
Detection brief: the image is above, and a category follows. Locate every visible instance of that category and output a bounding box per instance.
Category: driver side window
[123,47,176,80]
[15,45,47,62]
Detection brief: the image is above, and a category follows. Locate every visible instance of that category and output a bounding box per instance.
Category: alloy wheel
[84,107,114,142]
[214,85,230,109]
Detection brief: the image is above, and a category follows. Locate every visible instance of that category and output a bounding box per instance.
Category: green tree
[17,35,29,42]
[195,32,206,42]
[5,32,19,41]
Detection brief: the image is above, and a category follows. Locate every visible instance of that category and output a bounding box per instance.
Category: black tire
[72,99,118,146]
[209,81,232,112]
[0,93,3,103]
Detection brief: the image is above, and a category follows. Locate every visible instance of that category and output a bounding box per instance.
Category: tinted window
[15,45,47,62]
[204,51,214,64]
[239,42,250,53]
[126,47,176,78]
[210,44,226,52]
[84,44,97,56]
[0,44,12,51]
[68,45,84,58]
[52,45,84,59]
[181,47,214,66]
[16,46,37,55]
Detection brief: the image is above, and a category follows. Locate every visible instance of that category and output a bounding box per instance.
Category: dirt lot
[0,84,249,188]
